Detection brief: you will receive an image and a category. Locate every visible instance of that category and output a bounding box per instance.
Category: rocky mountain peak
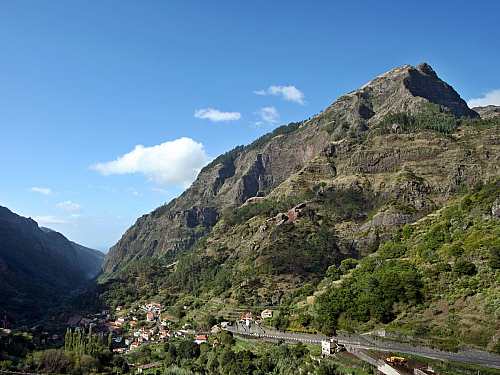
[416,62,438,78]
[404,63,477,118]
[102,63,485,273]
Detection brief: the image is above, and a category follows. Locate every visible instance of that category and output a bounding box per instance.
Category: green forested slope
[0,207,104,325]
[314,177,500,350]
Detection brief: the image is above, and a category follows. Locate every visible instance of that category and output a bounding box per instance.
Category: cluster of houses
[66,310,111,332]
[66,304,275,355]
[143,302,165,314]
[239,309,274,326]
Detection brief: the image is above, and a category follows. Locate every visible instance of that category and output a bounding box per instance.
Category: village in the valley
[65,302,275,356]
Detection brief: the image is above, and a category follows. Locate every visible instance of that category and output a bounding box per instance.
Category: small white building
[321,339,337,356]
[261,309,274,319]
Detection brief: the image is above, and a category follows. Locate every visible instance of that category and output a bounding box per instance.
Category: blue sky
[1,1,499,252]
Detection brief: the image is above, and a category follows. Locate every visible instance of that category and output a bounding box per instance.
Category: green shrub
[340,258,358,272]
[453,260,477,276]
[379,242,407,259]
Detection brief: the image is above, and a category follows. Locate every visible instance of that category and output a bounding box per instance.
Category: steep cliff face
[103,63,488,273]
[0,207,105,323]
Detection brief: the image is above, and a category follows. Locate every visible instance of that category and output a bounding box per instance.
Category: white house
[194,334,207,344]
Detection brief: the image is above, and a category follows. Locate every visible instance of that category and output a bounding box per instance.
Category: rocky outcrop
[473,105,500,119]
[404,63,478,118]
[492,197,500,220]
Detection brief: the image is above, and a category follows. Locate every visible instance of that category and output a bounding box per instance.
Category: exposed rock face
[492,197,500,220]
[103,63,492,273]
[473,105,500,119]
[405,63,478,118]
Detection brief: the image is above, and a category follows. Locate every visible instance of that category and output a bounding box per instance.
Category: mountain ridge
[0,206,105,324]
[40,227,105,279]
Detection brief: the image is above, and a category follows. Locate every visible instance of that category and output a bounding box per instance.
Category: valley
[2,63,500,374]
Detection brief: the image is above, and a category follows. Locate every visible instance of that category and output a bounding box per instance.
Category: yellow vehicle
[386,356,406,365]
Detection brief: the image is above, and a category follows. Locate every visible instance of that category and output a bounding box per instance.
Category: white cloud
[254,106,280,124]
[90,137,208,187]
[468,89,500,107]
[194,108,242,122]
[33,215,70,224]
[55,201,83,212]
[254,85,306,105]
[29,187,53,195]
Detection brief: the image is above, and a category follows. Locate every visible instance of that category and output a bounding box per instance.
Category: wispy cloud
[150,187,171,195]
[54,201,83,212]
[254,106,280,124]
[33,215,70,224]
[194,108,242,122]
[254,85,306,105]
[90,137,208,187]
[28,187,54,195]
[33,213,128,226]
[126,187,142,197]
[468,89,500,107]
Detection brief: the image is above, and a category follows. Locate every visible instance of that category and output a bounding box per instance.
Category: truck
[386,356,406,365]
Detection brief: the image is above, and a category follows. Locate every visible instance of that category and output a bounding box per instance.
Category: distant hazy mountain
[0,206,105,324]
[472,105,500,119]
[40,227,105,279]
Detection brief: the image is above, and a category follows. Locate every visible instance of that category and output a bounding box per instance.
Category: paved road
[347,342,500,370]
[225,325,500,370]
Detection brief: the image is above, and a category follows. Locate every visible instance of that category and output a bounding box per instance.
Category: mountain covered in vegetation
[314,177,500,347]
[88,63,500,350]
[0,206,105,324]
[103,63,486,273]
